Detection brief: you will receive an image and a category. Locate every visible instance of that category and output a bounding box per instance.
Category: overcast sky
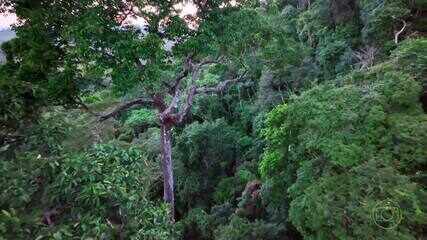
[0,13,17,30]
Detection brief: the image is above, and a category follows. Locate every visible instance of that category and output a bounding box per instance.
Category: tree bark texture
[160,124,175,222]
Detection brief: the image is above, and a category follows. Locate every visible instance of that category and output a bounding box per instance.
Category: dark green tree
[0,0,132,131]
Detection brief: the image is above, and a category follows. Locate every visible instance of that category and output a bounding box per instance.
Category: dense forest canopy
[0,0,426,239]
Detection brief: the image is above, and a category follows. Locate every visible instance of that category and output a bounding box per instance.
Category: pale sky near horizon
[0,13,17,30]
[0,3,197,30]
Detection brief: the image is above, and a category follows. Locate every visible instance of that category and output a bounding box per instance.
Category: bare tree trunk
[160,124,175,222]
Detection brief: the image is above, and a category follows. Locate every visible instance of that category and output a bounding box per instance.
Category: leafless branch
[352,46,378,70]
[163,56,222,115]
[99,97,154,121]
[162,66,190,115]
[176,86,197,123]
[99,56,229,124]
[163,88,182,116]
[394,19,407,44]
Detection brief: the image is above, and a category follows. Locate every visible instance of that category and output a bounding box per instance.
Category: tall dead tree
[100,57,247,221]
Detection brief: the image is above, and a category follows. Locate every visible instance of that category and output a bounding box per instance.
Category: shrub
[0,142,175,239]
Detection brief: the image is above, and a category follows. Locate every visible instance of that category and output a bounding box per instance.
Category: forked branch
[176,86,197,123]
[99,57,245,125]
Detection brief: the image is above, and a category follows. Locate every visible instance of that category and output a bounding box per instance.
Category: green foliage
[315,25,357,76]
[180,208,214,239]
[289,160,426,240]
[261,46,427,239]
[296,1,361,77]
[29,106,115,152]
[134,127,162,159]
[0,152,49,209]
[175,119,251,211]
[297,1,330,45]
[81,90,112,104]
[359,0,411,46]
[0,0,131,128]
[2,0,426,239]
[0,209,33,240]
[215,216,282,240]
[1,142,174,239]
[0,102,174,239]
[212,161,258,205]
[391,38,427,80]
[124,108,157,128]
[259,150,282,178]
[213,177,239,204]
